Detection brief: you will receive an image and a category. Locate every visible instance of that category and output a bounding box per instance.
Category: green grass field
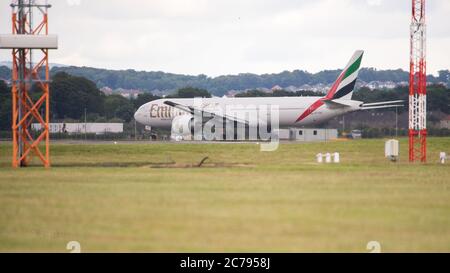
[0,138,449,252]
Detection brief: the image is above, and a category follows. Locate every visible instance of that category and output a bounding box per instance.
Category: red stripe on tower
[409,0,427,162]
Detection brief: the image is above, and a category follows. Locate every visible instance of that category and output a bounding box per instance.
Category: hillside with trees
[1,65,448,96]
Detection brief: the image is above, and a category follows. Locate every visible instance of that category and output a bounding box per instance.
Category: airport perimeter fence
[0,128,449,141]
[360,127,450,138]
[48,132,132,141]
[0,131,133,141]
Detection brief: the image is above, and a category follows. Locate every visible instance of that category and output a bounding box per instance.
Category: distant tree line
[0,74,213,131]
[45,73,211,123]
[165,87,211,98]
[235,89,323,97]
[353,85,449,114]
[1,65,448,97]
[0,80,11,131]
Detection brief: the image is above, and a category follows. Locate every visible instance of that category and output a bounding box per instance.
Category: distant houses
[223,80,411,97]
[100,86,144,99]
[439,116,450,129]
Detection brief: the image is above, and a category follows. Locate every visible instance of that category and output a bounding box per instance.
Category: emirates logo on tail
[296,50,363,123]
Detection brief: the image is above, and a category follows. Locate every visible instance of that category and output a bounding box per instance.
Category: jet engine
[170,115,194,141]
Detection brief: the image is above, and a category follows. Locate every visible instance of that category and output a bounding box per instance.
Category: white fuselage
[134,97,361,129]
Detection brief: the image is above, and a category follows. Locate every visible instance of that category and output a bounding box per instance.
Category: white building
[439,116,450,129]
[245,128,339,141]
[289,128,338,142]
[32,123,123,135]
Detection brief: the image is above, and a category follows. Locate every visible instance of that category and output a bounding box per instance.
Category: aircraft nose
[134,108,145,124]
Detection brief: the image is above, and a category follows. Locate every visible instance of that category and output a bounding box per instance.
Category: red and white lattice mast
[409,0,427,162]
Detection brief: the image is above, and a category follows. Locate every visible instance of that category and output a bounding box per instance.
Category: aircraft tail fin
[324,50,363,101]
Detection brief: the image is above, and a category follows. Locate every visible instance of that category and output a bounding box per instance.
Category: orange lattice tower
[0,0,57,167]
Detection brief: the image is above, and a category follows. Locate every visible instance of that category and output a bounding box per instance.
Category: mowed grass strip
[0,138,449,252]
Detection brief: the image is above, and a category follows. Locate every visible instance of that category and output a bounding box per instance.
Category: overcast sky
[0,0,449,76]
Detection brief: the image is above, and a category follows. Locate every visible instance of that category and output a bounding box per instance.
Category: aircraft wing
[163,100,249,125]
[323,98,404,110]
[360,100,404,110]
[360,104,404,110]
[323,99,362,108]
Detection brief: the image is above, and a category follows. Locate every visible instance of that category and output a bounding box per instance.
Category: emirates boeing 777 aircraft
[134,51,402,136]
